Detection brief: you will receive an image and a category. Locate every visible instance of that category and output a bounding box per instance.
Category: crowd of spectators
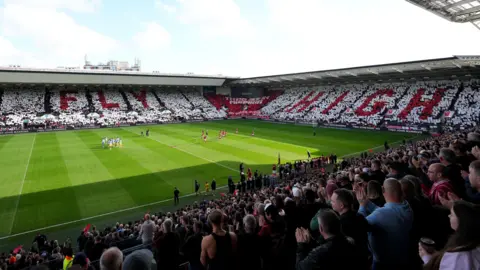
[0,87,225,128]
[266,80,479,129]
[1,80,479,129]
[2,126,480,270]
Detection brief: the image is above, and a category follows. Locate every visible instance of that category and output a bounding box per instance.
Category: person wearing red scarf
[426,163,457,206]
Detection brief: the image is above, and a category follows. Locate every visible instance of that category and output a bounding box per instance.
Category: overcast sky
[0,0,479,77]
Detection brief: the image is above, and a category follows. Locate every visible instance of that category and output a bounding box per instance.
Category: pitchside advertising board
[1,119,431,135]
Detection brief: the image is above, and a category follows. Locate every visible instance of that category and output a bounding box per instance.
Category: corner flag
[278,153,281,165]
[307,150,311,159]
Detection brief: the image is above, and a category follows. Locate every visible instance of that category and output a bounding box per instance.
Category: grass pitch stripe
[123,128,239,173]
[0,185,227,240]
[9,133,36,235]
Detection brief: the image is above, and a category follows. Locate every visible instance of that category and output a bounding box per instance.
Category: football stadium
[1,0,480,270]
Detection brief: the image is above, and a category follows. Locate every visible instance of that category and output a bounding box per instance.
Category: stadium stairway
[44,88,52,113]
[152,91,166,107]
[181,92,196,108]
[86,90,95,112]
[448,82,463,111]
[0,88,3,109]
[120,91,133,111]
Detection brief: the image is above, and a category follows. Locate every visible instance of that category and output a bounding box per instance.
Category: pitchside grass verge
[0,120,416,248]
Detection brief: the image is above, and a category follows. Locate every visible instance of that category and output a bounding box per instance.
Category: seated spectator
[71,252,94,270]
[295,209,361,270]
[122,249,156,270]
[99,247,123,270]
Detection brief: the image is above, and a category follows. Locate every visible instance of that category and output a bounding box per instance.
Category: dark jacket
[339,211,369,259]
[181,232,203,269]
[237,233,262,270]
[369,170,386,184]
[296,235,363,270]
[153,232,180,270]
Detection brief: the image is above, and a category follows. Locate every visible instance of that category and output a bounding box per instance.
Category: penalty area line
[0,185,228,240]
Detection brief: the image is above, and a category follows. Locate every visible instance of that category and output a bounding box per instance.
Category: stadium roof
[0,66,239,86]
[406,0,480,30]
[228,55,480,87]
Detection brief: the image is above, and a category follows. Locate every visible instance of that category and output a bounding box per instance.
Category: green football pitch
[0,120,418,244]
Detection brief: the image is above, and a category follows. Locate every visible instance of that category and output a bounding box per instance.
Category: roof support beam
[452,61,462,68]
[307,74,322,79]
[421,64,432,71]
[293,76,307,80]
[453,6,480,18]
[346,71,357,76]
[443,0,475,9]
[463,13,480,22]
[392,67,403,73]
[326,73,338,78]
[367,69,378,75]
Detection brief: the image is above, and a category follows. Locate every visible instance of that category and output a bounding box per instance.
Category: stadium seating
[3,79,480,270]
[1,80,480,129]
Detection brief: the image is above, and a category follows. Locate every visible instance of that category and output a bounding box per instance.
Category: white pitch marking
[0,185,227,240]
[9,133,37,235]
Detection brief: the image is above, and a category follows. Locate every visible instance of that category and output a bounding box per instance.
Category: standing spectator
[138,214,155,245]
[182,221,204,270]
[99,247,123,270]
[153,219,179,270]
[295,209,360,270]
[329,188,369,267]
[87,236,107,263]
[370,160,386,184]
[201,210,237,270]
[466,160,480,204]
[438,148,465,197]
[427,164,457,206]
[237,215,262,270]
[356,179,414,270]
[367,181,386,207]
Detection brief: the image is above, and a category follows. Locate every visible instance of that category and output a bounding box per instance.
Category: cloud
[3,0,102,13]
[155,0,176,14]
[132,22,171,51]
[173,0,254,38]
[0,0,117,68]
[228,0,480,77]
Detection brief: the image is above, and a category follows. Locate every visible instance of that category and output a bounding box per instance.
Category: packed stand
[450,80,480,129]
[155,90,204,120]
[183,90,226,119]
[0,87,45,128]
[3,127,480,270]
[266,80,480,128]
